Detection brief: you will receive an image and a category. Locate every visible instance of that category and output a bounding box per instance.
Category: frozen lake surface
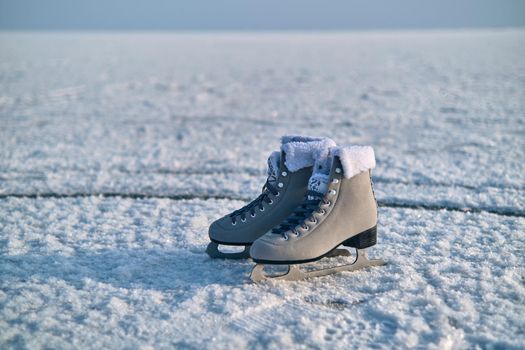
[1,30,524,349]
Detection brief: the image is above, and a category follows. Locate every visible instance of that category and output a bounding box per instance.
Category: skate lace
[271,190,326,236]
[229,180,279,224]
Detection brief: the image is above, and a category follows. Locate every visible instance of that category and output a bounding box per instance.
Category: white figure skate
[249,145,385,281]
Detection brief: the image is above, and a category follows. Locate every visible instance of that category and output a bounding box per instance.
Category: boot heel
[343,226,377,249]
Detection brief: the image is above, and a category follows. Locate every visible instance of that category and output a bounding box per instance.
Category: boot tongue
[307,155,331,198]
[307,173,330,197]
[266,151,280,185]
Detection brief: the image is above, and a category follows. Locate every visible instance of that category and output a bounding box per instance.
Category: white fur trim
[333,146,376,178]
[280,136,336,172]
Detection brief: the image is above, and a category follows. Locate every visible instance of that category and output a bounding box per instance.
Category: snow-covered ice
[1,30,524,349]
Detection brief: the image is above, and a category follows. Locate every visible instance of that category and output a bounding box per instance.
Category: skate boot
[249,145,385,281]
[206,136,336,259]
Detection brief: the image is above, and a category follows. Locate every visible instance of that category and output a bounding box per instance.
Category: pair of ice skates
[207,136,385,282]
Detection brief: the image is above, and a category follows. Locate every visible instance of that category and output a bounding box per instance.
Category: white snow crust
[1,30,524,349]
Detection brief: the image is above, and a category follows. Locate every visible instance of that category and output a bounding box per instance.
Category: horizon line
[1,25,524,33]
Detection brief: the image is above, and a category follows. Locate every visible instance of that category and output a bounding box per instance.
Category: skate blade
[250,249,385,282]
[206,241,251,259]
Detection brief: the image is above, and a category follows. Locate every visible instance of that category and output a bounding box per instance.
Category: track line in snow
[0,192,247,202]
[377,200,525,218]
[2,168,524,191]
[1,192,523,218]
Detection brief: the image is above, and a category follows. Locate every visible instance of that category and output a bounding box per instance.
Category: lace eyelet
[251,213,256,218]
[275,191,280,197]
[281,171,287,177]
[329,189,337,196]
[293,230,300,237]
[232,221,237,226]
[310,218,318,224]
[335,168,341,174]
[320,209,326,215]
[283,234,289,241]
[259,207,265,212]
[327,201,332,206]
[278,182,284,188]
[302,225,309,231]
[332,179,339,184]
[241,218,246,222]
[268,199,273,205]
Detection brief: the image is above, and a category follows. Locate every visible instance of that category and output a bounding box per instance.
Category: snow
[1,29,524,349]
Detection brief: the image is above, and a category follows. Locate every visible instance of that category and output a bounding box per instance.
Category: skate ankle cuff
[281,136,336,172]
[333,146,376,178]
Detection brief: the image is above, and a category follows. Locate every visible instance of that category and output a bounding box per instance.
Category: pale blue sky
[1,0,524,30]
